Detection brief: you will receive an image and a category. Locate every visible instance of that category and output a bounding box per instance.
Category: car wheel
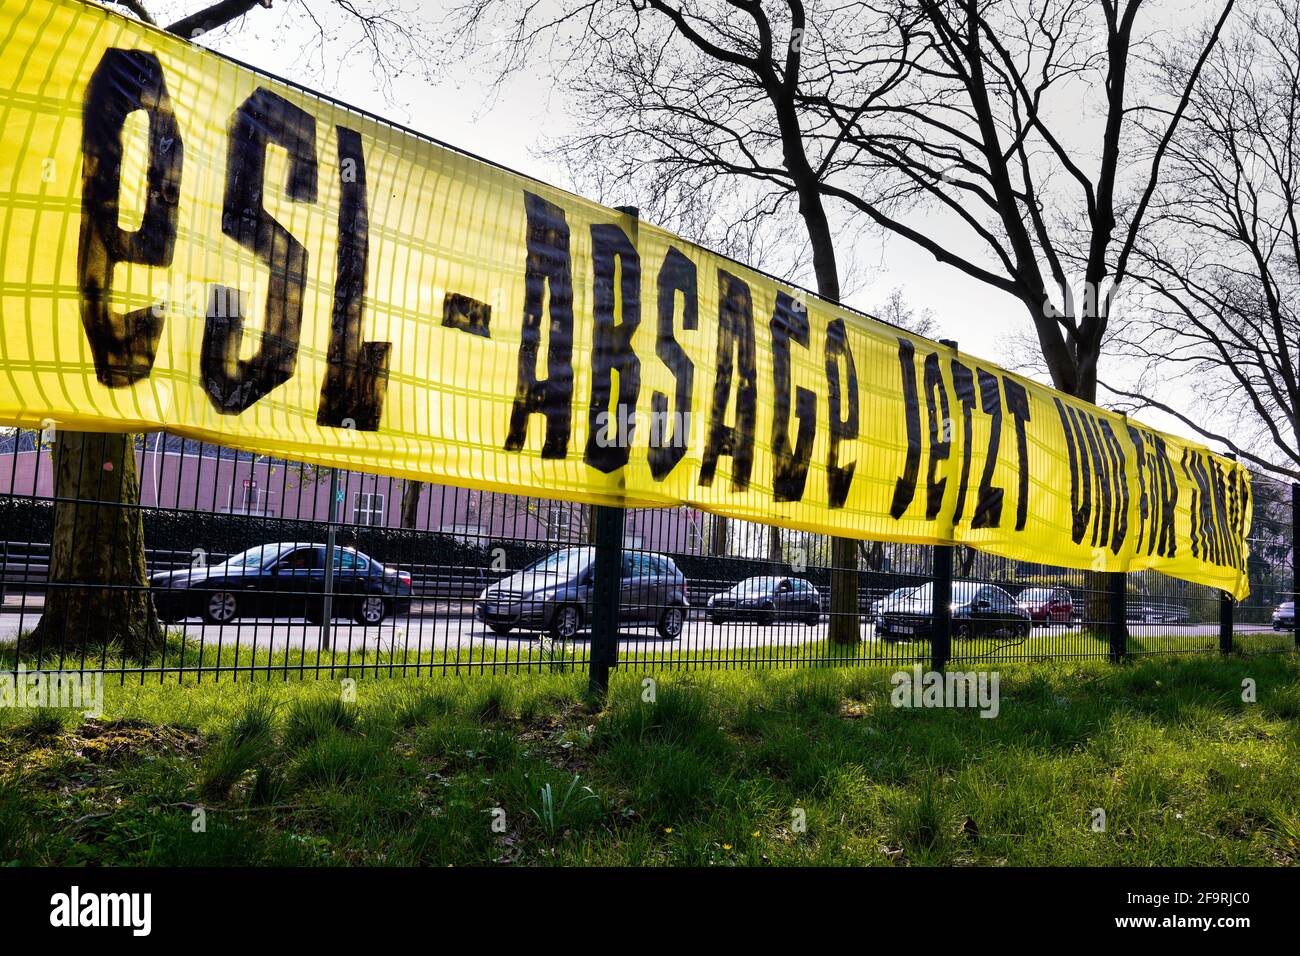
[203,590,239,624]
[489,623,513,636]
[657,605,685,639]
[955,622,972,639]
[304,600,325,625]
[708,614,725,625]
[550,604,582,639]
[804,610,820,626]
[152,596,185,624]
[354,595,387,626]
[1019,622,1031,639]
[758,603,776,626]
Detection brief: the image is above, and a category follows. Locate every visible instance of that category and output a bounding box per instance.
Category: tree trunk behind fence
[709,515,727,555]
[829,536,860,644]
[400,479,423,529]
[767,525,782,563]
[33,430,160,657]
[1084,570,1111,637]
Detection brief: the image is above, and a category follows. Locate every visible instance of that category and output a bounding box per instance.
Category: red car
[1017,587,1073,626]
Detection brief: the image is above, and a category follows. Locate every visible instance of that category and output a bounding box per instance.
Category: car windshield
[224,544,286,568]
[901,582,983,605]
[1019,588,1051,601]
[523,548,593,576]
[734,577,783,594]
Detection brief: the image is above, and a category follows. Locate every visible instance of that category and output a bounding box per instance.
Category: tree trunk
[1066,342,1115,637]
[767,525,783,564]
[34,431,160,658]
[709,514,728,555]
[400,479,423,529]
[828,536,860,644]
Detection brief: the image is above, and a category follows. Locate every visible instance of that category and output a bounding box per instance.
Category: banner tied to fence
[0,0,1252,598]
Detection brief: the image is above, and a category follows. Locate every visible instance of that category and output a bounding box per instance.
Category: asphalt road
[0,606,1278,659]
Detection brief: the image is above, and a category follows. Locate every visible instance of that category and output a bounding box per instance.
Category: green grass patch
[1,651,1297,865]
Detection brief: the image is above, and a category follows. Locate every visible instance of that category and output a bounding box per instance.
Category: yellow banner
[0,0,1252,598]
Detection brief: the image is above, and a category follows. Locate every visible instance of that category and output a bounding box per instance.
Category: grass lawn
[1,649,1298,866]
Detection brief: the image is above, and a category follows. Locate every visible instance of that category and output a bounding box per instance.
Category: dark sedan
[706,576,821,625]
[150,542,412,625]
[876,581,1031,641]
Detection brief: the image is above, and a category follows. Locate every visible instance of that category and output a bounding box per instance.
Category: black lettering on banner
[1235,470,1252,570]
[585,223,641,473]
[1002,376,1031,531]
[890,339,922,519]
[1182,448,1215,563]
[1080,413,1110,546]
[505,191,574,458]
[971,369,1004,529]
[442,292,491,337]
[950,360,976,523]
[648,247,696,481]
[1127,424,1178,557]
[699,270,757,490]
[1101,418,1129,552]
[1210,458,1237,568]
[1079,413,1128,552]
[824,318,858,508]
[1182,448,1243,569]
[771,292,816,502]
[202,88,317,414]
[78,48,182,386]
[1056,399,1092,543]
[1152,434,1176,556]
[1055,399,1127,552]
[924,354,951,521]
[317,126,390,431]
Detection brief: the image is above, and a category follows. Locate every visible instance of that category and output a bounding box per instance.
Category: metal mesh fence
[0,429,1292,682]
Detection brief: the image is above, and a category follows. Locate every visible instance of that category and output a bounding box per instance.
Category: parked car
[875,581,1031,640]
[706,576,821,625]
[1127,602,1190,624]
[474,547,688,639]
[1017,586,1074,626]
[1272,601,1295,630]
[149,542,412,625]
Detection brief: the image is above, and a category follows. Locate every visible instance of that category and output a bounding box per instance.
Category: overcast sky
[154,0,1224,448]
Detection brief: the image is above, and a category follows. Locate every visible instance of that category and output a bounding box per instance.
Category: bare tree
[873,286,941,339]
[802,0,1236,404]
[1104,0,1300,480]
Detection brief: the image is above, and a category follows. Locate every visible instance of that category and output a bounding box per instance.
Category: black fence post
[1219,591,1233,656]
[1109,573,1127,663]
[587,504,624,698]
[931,544,953,671]
[320,467,340,652]
[930,337,959,673]
[1293,483,1299,651]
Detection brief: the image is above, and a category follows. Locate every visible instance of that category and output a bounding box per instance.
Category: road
[0,605,1279,661]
